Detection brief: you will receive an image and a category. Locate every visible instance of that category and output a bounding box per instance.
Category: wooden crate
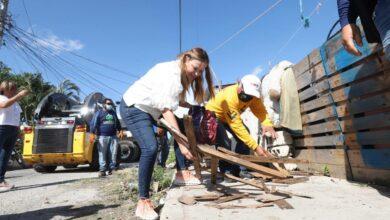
[292,25,390,186]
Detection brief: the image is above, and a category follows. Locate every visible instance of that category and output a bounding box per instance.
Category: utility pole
[179,0,182,53]
[0,0,9,48]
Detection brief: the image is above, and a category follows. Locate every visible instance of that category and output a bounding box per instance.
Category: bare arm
[0,90,29,108]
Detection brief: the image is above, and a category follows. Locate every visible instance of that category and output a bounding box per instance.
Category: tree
[56,79,80,102]
[0,62,55,123]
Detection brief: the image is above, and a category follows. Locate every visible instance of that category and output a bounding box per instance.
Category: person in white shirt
[0,81,29,192]
[120,47,215,220]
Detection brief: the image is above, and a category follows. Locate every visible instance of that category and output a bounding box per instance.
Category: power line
[14,25,140,79]
[209,0,284,54]
[267,0,325,67]
[21,0,35,36]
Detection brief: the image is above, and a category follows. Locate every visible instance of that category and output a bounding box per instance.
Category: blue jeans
[215,121,250,176]
[173,117,190,171]
[0,125,19,183]
[157,133,169,167]
[120,102,158,199]
[375,0,390,61]
[97,135,118,172]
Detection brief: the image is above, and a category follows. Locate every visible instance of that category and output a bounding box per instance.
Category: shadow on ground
[0,204,120,220]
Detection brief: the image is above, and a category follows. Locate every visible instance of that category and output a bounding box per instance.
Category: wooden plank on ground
[183,116,202,179]
[272,177,309,185]
[214,193,248,204]
[199,145,288,178]
[274,199,294,209]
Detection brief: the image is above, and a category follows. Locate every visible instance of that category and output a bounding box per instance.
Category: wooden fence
[292,25,390,186]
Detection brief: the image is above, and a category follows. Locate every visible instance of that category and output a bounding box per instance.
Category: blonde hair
[177,47,215,104]
[0,80,17,94]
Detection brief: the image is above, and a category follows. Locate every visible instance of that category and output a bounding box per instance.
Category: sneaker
[107,170,113,175]
[135,199,158,220]
[239,170,253,179]
[98,171,106,178]
[0,181,14,192]
[173,170,202,186]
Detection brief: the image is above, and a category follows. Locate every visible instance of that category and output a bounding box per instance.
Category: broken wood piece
[183,116,203,179]
[224,173,267,190]
[271,163,291,177]
[214,193,249,204]
[272,177,309,185]
[178,195,197,205]
[193,193,222,201]
[218,147,309,164]
[208,203,274,209]
[199,145,288,178]
[255,194,288,203]
[274,199,294,209]
[249,172,273,181]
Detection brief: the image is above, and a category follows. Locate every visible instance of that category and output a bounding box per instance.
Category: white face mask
[105,104,114,111]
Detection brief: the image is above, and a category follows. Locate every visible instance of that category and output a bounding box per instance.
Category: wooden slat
[299,79,330,102]
[328,58,382,88]
[345,130,390,146]
[302,120,340,135]
[336,92,390,117]
[294,149,347,165]
[332,75,390,103]
[294,134,344,147]
[295,63,326,90]
[293,48,321,77]
[301,106,336,124]
[183,116,202,179]
[210,157,218,184]
[348,149,390,169]
[300,95,333,113]
[198,145,288,178]
[340,112,390,132]
[351,167,390,186]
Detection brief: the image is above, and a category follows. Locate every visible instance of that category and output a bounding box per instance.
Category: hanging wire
[209,0,284,54]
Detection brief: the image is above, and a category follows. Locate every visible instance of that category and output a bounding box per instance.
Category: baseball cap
[240,74,261,98]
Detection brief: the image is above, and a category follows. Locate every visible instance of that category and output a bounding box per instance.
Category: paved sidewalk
[160,174,390,220]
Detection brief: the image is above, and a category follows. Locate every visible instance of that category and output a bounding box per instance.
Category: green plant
[323,165,330,176]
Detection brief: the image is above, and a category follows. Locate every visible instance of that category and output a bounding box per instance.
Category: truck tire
[118,140,140,162]
[89,143,99,171]
[33,164,57,173]
[63,164,78,169]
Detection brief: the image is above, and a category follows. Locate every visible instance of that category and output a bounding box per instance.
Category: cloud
[250,65,263,76]
[27,27,84,54]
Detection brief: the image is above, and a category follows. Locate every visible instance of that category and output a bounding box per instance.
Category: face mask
[105,104,114,111]
[238,92,253,102]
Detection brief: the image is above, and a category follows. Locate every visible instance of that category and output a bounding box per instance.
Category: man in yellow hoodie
[206,74,276,177]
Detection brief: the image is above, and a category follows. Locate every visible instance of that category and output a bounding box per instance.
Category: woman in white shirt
[0,81,29,192]
[120,47,214,220]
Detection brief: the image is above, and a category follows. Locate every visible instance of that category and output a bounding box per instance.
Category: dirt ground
[0,163,171,220]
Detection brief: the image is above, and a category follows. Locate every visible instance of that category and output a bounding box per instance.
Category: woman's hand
[179,144,194,160]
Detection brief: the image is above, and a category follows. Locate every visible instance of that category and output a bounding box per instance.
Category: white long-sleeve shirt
[123,60,183,120]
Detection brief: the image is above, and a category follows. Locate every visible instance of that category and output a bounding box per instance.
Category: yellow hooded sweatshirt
[206,84,273,150]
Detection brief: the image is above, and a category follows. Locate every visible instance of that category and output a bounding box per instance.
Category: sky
[0,0,340,101]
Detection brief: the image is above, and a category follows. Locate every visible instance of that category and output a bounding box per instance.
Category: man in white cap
[206,74,276,178]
